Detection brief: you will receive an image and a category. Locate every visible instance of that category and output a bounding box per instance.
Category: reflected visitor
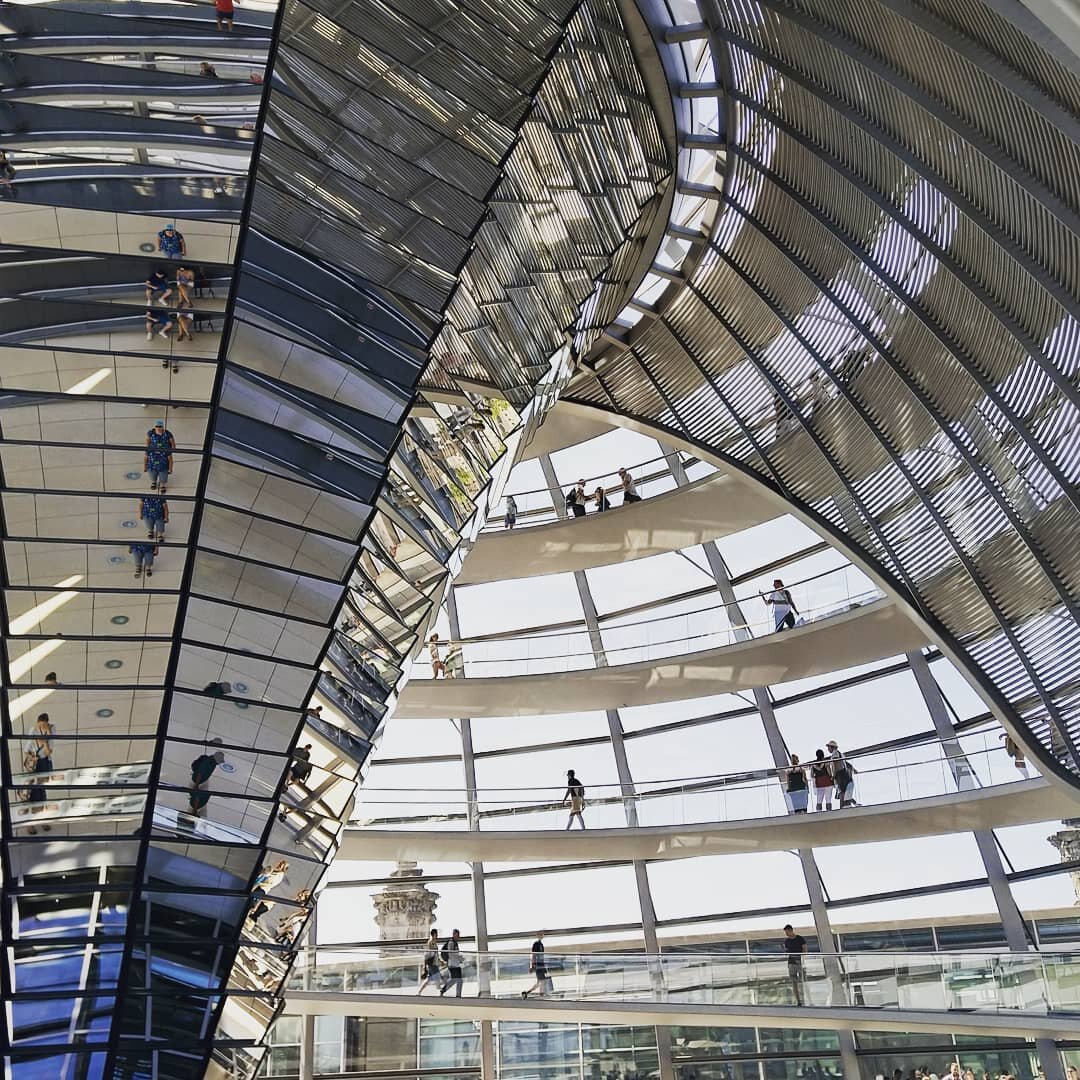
[20,778,51,834]
[44,672,58,688]
[521,930,549,998]
[1000,732,1029,776]
[203,681,232,697]
[147,418,176,454]
[782,924,806,1005]
[785,753,808,813]
[439,928,464,997]
[140,494,168,541]
[418,928,446,994]
[593,485,610,513]
[215,0,235,31]
[504,494,518,529]
[0,150,16,198]
[289,744,313,785]
[129,541,156,579]
[175,265,195,307]
[176,310,194,343]
[189,744,225,818]
[428,633,446,678]
[826,740,857,807]
[199,61,219,77]
[248,859,288,922]
[157,223,186,258]
[145,267,173,307]
[145,309,174,343]
[274,889,312,950]
[618,467,641,504]
[562,770,586,830]
[762,578,798,632]
[30,714,54,772]
[144,430,173,493]
[811,749,832,811]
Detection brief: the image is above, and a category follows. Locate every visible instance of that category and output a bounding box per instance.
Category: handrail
[347,741,1029,829]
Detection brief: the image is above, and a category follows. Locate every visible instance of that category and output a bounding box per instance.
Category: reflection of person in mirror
[20,779,52,834]
[443,642,461,679]
[145,267,173,307]
[199,61,219,78]
[30,714,54,772]
[145,309,173,344]
[140,494,168,542]
[175,266,195,308]
[189,744,225,818]
[175,310,194,343]
[248,860,288,922]
[289,744,313,786]
[44,672,58,688]
[215,0,235,31]
[157,224,186,258]
[0,150,16,198]
[203,681,232,698]
[130,542,157,579]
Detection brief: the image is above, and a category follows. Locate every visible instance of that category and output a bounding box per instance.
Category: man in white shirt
[763,578,798,631]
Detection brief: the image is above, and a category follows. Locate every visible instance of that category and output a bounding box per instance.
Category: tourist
[504,495,518,529]
[199,61,219,78]
[762,578,798,632]
[618,467,641,504]
[130,541,156,579]
[140,494,168,541]
[175,265,195,307]
[811,749,833,811]
[157,223,186,257]
[782,924,806,1005]
[593,485,611,513]
[248,860,288,922]
[289,744,313,785]
[1000,732,1029,776]
[44,672,58,688]
[521,931,549,998]
[439,929,464,997]
[30,714,54,772]
[562,769,586,830]
[145,267,173,306]
[428,633,446,678]
[0,150,16,198]
[145,309,174,343]
[175,309,194,344]
[203,681,232,697]
[565,480,587,518]
[785,753,808,813]
[214,0,235,31]
[827,740,857,807]
[188,746,224,817]
[417,929,446,994]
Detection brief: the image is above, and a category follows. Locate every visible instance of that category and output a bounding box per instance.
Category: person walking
[418,929,446,994]
[145,267,173,307]
[289,744,313,785]
[811,749,833,811]
[785,753,808,813]
[130,541,157,579]
[593,485,611,513]
[157,223,186,257]
[189,744,225,817]
[504,495,518,529]
[618,468,641,504]
[214,0,236,30]
[439,929,464,997]
[139,494,168,542]
[248,860,288,922]
[428,633,446,678]
[30,714,54,772]
[144,429,172,492]
[565,481,586,518]
[562,770,586,830]
[762,578,798,632]
[782,924,807,1005]
[826,740,857,807]
[0,150,17,198]
[521,931,549,998]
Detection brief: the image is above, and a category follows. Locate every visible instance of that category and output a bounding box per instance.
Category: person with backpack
[562,769,586,829]
[439,929,464,997]
[826,740,857,807]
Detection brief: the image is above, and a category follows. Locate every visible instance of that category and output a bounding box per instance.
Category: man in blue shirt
[139,494,168,540]
[146,420,175,453]
[129,541,156,578]
[157,224,186,258]
[144,309,173,344]
[144,267,173,306]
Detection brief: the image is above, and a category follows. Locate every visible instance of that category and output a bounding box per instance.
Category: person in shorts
[562,770,586,830]
[522,931,550,998]
[215,0,235,31]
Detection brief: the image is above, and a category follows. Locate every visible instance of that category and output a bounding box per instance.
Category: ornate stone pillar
[372,861,440,944]
[1049,822,1080,905]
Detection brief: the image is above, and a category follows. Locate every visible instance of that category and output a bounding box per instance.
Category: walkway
[282,946,1080,1040]
[338,778,1068,862]
[458,470,781,584]
[394,598,924,718]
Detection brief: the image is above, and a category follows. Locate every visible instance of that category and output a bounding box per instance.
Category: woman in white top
[618,468,641,504]
[428,633,446,678]
[763,578,798,631]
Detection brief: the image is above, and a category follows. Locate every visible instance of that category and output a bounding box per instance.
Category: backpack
[564,488,576,509]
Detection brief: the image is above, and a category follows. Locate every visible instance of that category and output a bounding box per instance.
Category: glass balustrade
[348,738,1034,832]
[412,564,883,679]
[289,947,1080,1018]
